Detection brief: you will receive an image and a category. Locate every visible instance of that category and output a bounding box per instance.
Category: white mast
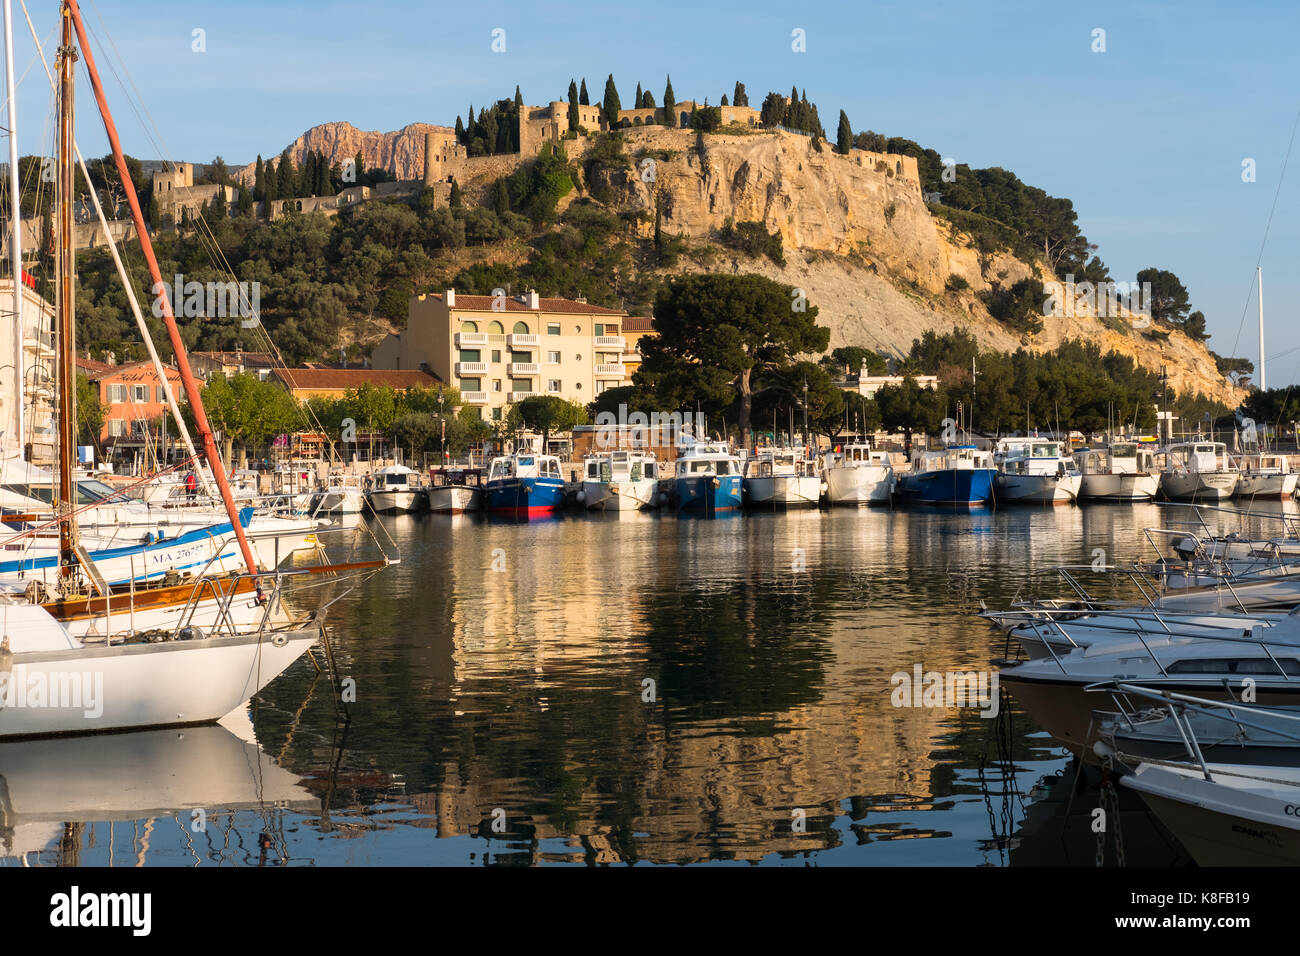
[1258,266,1266,391]
[3,0,24,458]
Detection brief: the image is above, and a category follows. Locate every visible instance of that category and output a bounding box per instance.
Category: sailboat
[0,0,367,739]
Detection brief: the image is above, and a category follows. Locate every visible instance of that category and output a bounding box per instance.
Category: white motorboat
[1233,452,1298,499]
[994,438,1081,504]
[314,473,366,515]
[743,447,821,508]
[365,465,424,514]
[1073,441,1160,500]
[426,467,484,514]
[579,451,659,511]
[1160,441,1240,501]
[823,443,894,505]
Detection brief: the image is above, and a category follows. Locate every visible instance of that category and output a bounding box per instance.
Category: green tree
[836,110,852,155]
[391,412,438,456]
[76,373,104,446]
[875,377,948,446]
[827,346,888,376]
[567,79,580,131]
[602,74,622,127]
[276,147,295,199]
[200,373,301,460]
[639,273,830,440]
[662,75,676,124]
[579,78,589,105]
[514,394,588,449]
[733,81,748,107]
[1136,267,1192,327]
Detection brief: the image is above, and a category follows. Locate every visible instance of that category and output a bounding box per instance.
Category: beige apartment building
[371,290,634,420]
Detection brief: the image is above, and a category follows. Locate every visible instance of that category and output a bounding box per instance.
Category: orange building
[77,358,184,443]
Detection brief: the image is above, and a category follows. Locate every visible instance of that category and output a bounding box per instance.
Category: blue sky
[11,0,1300,383]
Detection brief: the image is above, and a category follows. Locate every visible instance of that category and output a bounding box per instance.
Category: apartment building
[371,289,634,420]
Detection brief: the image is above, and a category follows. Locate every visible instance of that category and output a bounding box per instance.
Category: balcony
[507,362,539,376]
[455,332,489,348]
[461,391,489,405]
[455,361,488,376]
[507,333,539,348]
[595,335,626,349]
[595,363,627,378]
[508,391,535,403]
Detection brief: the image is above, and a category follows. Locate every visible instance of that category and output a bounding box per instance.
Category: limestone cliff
[235,121,450,184]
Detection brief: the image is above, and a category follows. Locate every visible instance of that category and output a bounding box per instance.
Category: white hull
[1161,471,1239,500]
[0,627,319,738]
[1078,473,1160,500]
[582,478,657,511]
[996,473,1081,503]
[426,485,482,514]
[318,487,365,514]
[824,466,892,505]
[745,474,821,507]
[366,489,422,514]
[1236,473,1298,499]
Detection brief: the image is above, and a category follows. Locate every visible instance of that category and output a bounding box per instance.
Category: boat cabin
[1165,442,1232,475]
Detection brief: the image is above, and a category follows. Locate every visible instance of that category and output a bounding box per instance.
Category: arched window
[488,320,504,334]
[461,321,478,333]
[512,321,529,334]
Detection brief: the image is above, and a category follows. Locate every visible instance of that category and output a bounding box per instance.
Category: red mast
[64,0,260,579]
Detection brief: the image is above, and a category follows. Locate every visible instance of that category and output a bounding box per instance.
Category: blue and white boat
[670,442,744,515]
[896,445,996,505]
[485,452,566,516]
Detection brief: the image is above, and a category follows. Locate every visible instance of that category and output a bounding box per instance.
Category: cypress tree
[579,79,589,106]
[734,82,747,107]
[264,160,277,202]
[493,178,510,214]
[276,147,294,198]
[455,115,466,143]
[514,85,523,109]
[353,150,365,186]
[642,90,655,109]
[602,74,621,127]
[634,82,643,111]
[253,155,264,202]
[567,79,579,132]
[721,94,728,107]
[449,178,462,208]
[836,110,852,155]
[237,184,253,216]
[662,75,676,125]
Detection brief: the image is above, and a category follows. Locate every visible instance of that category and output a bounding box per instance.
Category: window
[108,419,125,436]
[493,380,502,392]
[547,379,561,392]
[488,320,504,334]
[107,384,126,403]
[595,323,604,336]
[547,351,560,364]
[547,323,560,336]
[461,321,478,332]
[460,377,481,391]
[596,381,609,395]
[491,407,503,421]
[606,325,618,335]
[155,386,167,403]
[512,321,529,334]
[510,379,532,393]
[459,349,481,363]
[132,385,148,403]
[491,349,501,363]
[509,351,531,363]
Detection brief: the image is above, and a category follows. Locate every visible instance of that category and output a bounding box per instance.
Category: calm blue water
[6,500,1296,866]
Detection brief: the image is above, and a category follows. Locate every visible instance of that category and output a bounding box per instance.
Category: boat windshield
[385,473,409,487]
[3,481,116,506]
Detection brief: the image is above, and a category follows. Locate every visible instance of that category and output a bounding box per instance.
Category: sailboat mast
[3,0,22,458]
[55,5,76,578]
[64,0,259,578]
[1258,266,1266,391]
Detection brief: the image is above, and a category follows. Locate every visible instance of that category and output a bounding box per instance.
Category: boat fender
[177,626,205,642]
[271,633,289,648]
[575,490,586,503]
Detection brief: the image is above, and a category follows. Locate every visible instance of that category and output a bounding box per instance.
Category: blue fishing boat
[896,446,996,505]
[671,442,744,515]
[485,452,566,516]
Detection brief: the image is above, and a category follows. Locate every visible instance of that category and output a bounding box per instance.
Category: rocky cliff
[235,121,450,184]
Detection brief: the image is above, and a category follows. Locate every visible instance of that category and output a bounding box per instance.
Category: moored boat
[579,451,659,511]
[823,442,894,505]
[426,467,484,514]
[1233,452,1299,499]
[1160,441,1239,501]
[896,445,996,505]
[994,438,1081,504]
[365,465,424,514]
[670,442,743,515]
[485,452,565,516]
[743,447,821,508]
[1073,441,1160,501]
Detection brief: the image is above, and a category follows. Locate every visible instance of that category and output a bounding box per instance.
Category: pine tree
[567,79,579,132]
[836,110,852,155]
[734,82,748,107]
[663,75,676,125]
[602,74,621,127]
[579,79,589,106]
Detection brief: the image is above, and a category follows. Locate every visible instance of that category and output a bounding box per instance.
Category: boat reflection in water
[0,715,316,865]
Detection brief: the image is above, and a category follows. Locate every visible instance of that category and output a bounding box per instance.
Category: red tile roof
[76,356,113,375]
[431,292,624,316]
[273,368,443,391]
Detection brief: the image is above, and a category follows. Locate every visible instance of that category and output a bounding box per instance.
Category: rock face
[234,121,452,184]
